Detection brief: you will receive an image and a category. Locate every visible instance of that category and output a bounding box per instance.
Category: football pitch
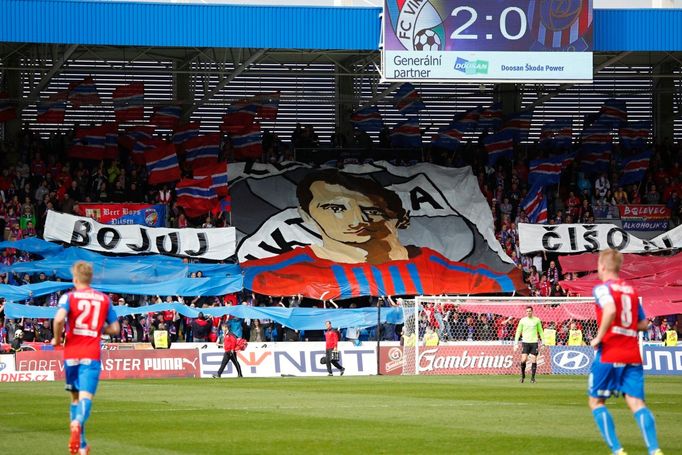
[2,375,681,454]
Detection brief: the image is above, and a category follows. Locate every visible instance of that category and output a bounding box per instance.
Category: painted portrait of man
[240,168,523,300]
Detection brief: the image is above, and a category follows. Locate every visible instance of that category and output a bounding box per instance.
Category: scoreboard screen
[382,0,593,82]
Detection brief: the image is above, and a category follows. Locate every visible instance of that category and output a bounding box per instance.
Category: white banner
[44,211,236,260]
[193,342,377,377]
[519,223,682,254]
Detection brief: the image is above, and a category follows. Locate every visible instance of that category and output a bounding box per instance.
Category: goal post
[397,296,598,376]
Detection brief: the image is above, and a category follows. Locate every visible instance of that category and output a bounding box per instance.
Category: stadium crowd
[0,125,680,350]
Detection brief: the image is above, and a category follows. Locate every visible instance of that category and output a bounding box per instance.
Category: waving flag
[619,151,651,186]
[145,143,180,185]
[501,110,532,141]
[529,156,563,186]
[390,118,422,148]
[432,122,465,151]
[393,83,425,115]
[256,92,280,120]
[520,184,548,224]
[194,162,229,197]
[581,122,612,152]
[539,119,572,149]
[69,123,119,160]
[36,100,66,123]
[619,121,650,150]
[119,126,156,150]
[68,77,100,108]
[185,133,221,169]
[479,103,503,131]
[579,149,610,175]
[151,105,182,129]
[483,131,514,166]
[453,106,481,131]
[112,82,144,123]
[176,177,217,218]
[131,137,165,165]
[232,122,262,160]
[0,92,16,122]
[222,111,255,135]
[599,99,627,126]
[173,122,201,145]
[351,106,383,132]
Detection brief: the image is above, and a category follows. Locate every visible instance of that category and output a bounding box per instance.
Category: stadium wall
[3,343,681,382]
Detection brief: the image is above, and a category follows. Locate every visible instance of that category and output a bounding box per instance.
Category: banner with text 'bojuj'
[382,0,593,82]
[230,161,522,300]
[44,211,236,260]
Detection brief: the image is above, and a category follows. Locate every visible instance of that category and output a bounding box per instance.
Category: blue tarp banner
[4,302,403,330]
[0,247,241,284]
[0,238,64,256]
[0,275,243,302]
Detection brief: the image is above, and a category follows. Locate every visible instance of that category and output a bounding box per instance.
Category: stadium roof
[2,1,682,51]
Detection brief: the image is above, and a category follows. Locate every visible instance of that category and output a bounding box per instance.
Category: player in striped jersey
[588,249,662,455]
[52,261,120,455]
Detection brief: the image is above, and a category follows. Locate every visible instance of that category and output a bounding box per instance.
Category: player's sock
[633,408,660,453]
[70,403,78,422]
[78,399,92,449]
[520,362,526,379]
[78,398,92,424]
[531,363,537,379]
[592,406,622,453]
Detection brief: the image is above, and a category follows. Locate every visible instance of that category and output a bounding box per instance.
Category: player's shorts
[521,342,539,356]
[65,359,102,395]
[587,350,644,400]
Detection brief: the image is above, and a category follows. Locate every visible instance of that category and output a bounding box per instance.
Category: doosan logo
[454,57,489,75]
[553,350,591,370]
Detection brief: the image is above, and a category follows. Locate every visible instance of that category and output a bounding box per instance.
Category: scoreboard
[382,0,593,82]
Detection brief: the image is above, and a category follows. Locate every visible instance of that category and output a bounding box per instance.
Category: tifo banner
[382,0,593,82]
[518,223,682,254]
[78,203,167,227]
[44,210,236,260]
[379,344,551,375]
[228,161,520,299]
[14,349,200,380]
[196,342,376,378]
[618,204,670,232]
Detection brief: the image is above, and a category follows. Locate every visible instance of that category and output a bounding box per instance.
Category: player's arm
[103,299,120,336]
[591,285,616,348]
[513,320,522,351]
[536,319,545,346]
[51,307,68,346]
[636,303,648,332]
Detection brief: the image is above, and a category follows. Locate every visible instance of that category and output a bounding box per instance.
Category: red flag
[36,100,66,124]
[119,126,156,151]
[221,111,255,134]
[112,82,144,123]
[232,122,262,160]
[176,177,217,218]
[151,105,181,129]
[69,123,118,160]
[145,143,180,185]
[68,77,100,108]
[194,162,228,197]
[184,133,220,170]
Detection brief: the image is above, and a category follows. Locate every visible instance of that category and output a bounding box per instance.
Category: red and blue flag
[232,122,262,160]
[194,162,229,197]
[145,143,180,185]
[185,133,221,169]
[68,77,100,108]
[112,82,144,123]
[351,106,383,132]
[484,131,514,166]
[390,118,421,148]
[619,151,651,186]
[151,105,182,129]
[176,177,217,218]
[393,83,425,115]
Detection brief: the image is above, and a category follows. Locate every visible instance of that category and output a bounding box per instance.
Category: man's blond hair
[72,261,93,285]
[598,248,623,273]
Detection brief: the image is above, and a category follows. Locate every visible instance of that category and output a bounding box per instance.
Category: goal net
[397,296,598,376]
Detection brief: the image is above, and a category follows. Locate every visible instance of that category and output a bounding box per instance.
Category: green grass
[1,375,680,454]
